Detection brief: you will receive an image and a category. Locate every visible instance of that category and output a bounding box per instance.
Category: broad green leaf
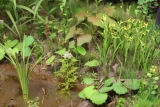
[99,86,113,93]
[21,46,31,57]
[46,55,55,65]
[24,36,34,46]
[78,90,86,99]
[83,85,98,99]
[123,79,140,90]
[90,92,108,105]
[15,42,23,50]
[6,48,13,55]
[76,46,86,55]
[113,82,128,94]
[83,78,95,85]
[5,39,18,48]
[104,77,115,86]
[0,48,5,60]
[55,48,66,55]
[12,48,19,56]
[85,59,99,67]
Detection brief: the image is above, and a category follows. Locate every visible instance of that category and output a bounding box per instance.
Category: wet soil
[0,64,82,107]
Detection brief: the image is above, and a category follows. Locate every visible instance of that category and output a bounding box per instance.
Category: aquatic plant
[0,35,42,100]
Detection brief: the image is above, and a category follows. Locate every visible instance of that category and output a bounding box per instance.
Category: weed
[138,65,159,100]
[55,51,78,95]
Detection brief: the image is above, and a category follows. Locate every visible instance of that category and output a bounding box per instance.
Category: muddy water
[0,64,82,107]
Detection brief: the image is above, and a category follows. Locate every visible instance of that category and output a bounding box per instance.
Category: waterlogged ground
[0,64,82,107]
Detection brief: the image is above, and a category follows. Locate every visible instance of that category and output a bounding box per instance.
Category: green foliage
[46,55,55,65]
[116,98,125,107]
[123,79,140,90]
[134,97,160,107]
[135,0,159,19]
[79,77,140,105]
[112,82,128,94]
[0,35,42,100]
[85,59,99,67]
[55,48,66,55]
[0,20,4,39]
[98,18,160,71]
[33,42,43,60]
[27,97,40,107]
[55,54,78,94]
[138,66,159,99]
[0,0,12,11]
[83,78,95,85]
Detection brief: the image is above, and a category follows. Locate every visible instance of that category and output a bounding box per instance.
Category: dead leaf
[103,7,116,17]
[69,34,92,48]
[87,13,103,28]
[65,27,84,41]
[75,11,88,21]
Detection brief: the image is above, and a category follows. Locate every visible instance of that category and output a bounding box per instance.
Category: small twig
[41,87,46,105]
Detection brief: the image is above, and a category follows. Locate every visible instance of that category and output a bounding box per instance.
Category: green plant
[2,0,43,39]
[138,65,159,100]
[33,41,43,60]
[0,0,12,11]
[102,18,160,71]
[55,51,78,94]
[0,35,42,100]
[27,97,40,107]
[79,77,140,105]
[0,20,4,40]
[135,0,159,19]
[116,98,125,107]
[134,97,160,107]
[94,0,102,14]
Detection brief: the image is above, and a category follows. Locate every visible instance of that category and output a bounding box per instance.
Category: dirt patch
[0,64,81,107]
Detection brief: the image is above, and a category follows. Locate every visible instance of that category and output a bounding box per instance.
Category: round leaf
[113,82,128,94]
[15,42,23,50]
[83,85,98,99]
[24,36,34,46]
[5,39,18,48]
[83,78,95,85]
[78,90,86,99]
[90,92,108,105]
[123,79,140,90]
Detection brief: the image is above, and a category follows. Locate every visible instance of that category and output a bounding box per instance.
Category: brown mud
[0,64,82,107]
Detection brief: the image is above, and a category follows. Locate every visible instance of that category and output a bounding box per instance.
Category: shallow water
[0,64,82,107]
